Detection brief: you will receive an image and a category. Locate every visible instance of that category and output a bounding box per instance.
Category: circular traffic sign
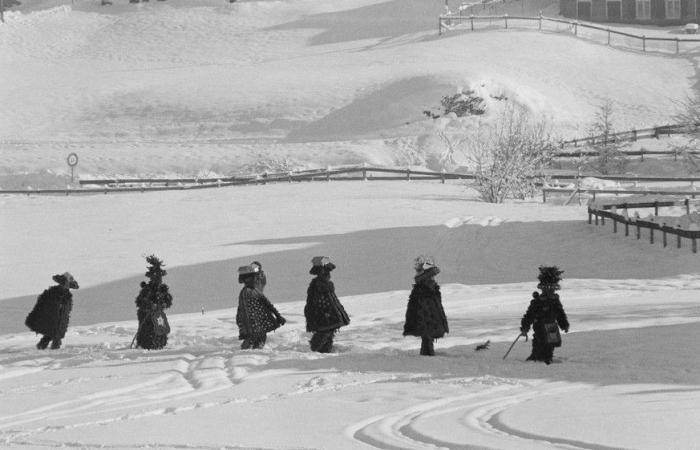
[66,152,79,167]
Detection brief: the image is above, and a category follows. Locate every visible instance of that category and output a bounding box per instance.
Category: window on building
[636,0,651,18]
[665,0,681,18]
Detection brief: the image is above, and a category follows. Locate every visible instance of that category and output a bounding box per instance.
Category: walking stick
[130,315,147,349]
[502,333,526,360]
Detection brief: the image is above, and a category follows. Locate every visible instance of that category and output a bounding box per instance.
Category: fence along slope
[438,14,700,54]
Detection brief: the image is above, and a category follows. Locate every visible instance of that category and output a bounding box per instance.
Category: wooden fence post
[538,11,542,30]
[662,224,667,247]
[439,17,442,35]
[632,129,637,141]
[625,220,629,236]
[685,198,690,215]
[677,225,682,248]
[362,163,367,181]
[441,169,446,184]
[607,29,611,45]
[595,213,599,225]
[588,210,592,224]
[654,201,659,216]
[406,168,411,181]
[471,14,474,31]
[505,13,508,29]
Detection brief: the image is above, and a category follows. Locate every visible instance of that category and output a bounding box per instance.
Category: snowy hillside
[1,0,700,449]
[0,0,695,180]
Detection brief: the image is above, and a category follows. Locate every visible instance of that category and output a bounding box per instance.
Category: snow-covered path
[2,280,700,449]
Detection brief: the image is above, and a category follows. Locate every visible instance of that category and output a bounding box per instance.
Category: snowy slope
[0,0,695,179]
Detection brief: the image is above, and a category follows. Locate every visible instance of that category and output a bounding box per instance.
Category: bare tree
[672,95,700,173]
[442,104,556,203]
[587,100,627,175]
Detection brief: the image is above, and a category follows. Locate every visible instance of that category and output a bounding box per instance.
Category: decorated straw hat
[414,255,440,280]
[310,256,336,275]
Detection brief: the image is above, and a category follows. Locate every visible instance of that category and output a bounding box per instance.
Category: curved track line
[348,380,605,450]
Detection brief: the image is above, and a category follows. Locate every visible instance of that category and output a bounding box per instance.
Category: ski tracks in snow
[347,377,595,450]
[0,349,273,445]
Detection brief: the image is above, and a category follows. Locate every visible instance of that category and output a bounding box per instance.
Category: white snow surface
[2,1,700,449]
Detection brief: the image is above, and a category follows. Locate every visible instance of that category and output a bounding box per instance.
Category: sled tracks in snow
[347,378,617,450]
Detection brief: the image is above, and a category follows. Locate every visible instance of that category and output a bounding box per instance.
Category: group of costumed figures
[24,254,569,363]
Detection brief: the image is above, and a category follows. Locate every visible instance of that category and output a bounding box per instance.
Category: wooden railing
[6,165,700,199]
[543,187,699,203]
[558,123,697,149]
[0,166,478,196]
[588,199,700,252]
[438,14,700,54]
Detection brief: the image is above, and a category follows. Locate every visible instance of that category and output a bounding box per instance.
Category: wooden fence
[6,165,700,200]
[588,199,700,252]
[558,123,697,149]
[438,14,700,54]
[0,166,477,196]
[543,187,700,203]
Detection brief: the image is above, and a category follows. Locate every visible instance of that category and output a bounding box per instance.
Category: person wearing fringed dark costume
[304,256,350,353]
[25,272,79,350]
[520,266,570,364]
[403,256,449,356]
[236,263,286,349]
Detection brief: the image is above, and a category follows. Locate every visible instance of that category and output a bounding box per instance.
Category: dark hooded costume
[134,255,173,350]
[520,266,570,364]
[304,256,350,353]
[236,264,285,349]
[403,257,449,356]
[26,272,79,349]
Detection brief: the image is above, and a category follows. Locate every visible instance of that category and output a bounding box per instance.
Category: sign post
[66,152,79,184]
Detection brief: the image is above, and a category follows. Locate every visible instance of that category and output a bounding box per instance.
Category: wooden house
[560,0,697,25]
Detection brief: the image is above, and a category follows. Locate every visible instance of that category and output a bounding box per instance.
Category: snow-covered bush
[671,95,700,173]
[443,104,556,203]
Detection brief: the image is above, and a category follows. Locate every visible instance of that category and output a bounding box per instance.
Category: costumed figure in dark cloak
[236,264,286,349]
[520,266,570,365]
[304,256,350,353]
[403,256,449,356]
[134,255,173,350]
[26,272,79,349]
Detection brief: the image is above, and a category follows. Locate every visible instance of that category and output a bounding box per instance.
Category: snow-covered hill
[0,0,695,180]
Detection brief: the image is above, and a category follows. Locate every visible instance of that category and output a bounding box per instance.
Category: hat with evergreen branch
[537,265,564,290]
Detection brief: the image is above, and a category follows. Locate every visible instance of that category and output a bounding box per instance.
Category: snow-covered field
[2,0,700,448]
